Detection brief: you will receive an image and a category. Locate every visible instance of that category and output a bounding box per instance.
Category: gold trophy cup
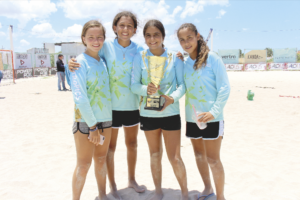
[142,52,172,111]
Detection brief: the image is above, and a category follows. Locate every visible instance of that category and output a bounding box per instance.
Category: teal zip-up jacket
[70,53,112,127]
[99,39,144,111]
[184,52,230,123]
[131,49,186,118]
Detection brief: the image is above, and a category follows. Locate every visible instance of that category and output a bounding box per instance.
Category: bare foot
[197,187,214,200]
[110,184,122,200]
[149,192,163,200]
[128,180,145,193]
[95,195,109,200]
[181,193,189,200]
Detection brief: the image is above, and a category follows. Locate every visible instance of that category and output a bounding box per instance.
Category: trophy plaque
[142,51,172,111]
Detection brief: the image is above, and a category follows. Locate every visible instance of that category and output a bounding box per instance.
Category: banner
[15,68,33,79]
[218,49,239,64]
[245,64,266,71]
[34,67,49,76]
[15,53,32,69]
[273,48,297,63]
[0,51,12,70]
[269,63,285,70]
[225,64,243,71]
[245,50,266,64]
[35,54,51,68]
[287,63,300,70]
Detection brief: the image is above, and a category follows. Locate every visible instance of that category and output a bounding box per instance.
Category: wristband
[89,126,98,132]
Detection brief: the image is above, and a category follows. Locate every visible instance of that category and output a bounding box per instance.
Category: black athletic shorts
[72,121,112,134]
[140,115,181,131]
[186,121,224,140]
[112,110,140,128]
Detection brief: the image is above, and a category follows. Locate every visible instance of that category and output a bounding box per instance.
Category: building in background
[54,42,85,55]
[27,48,49,54]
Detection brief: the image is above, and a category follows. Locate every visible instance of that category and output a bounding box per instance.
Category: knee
[207,156,221,168]
[150,152,162,162]
[94,155,107,164]
[108,143,117,153]
[194,151,206,161]
[76,162,91,176]
[126,140,137,150]
[168,155,183,166]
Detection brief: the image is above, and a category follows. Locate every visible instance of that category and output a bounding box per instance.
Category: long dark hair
[177,23,210,70]
[112,11,138,38]
[143,19,165,48]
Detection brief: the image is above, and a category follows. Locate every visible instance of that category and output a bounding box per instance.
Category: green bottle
[247,90,254,101]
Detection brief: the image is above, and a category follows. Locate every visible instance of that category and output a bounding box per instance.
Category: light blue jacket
[99,39,144,111]
[184,52,230,123]
[131,49,186,118]
[70,53,112,127]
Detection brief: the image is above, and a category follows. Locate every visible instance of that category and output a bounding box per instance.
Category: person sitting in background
[56,54,68,91]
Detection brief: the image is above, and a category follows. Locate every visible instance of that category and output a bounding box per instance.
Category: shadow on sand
[105,187,216,200]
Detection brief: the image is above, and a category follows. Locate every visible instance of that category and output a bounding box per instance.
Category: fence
[1,52,77,80]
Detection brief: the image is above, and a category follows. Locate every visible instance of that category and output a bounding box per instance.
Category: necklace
[121,48,128,60]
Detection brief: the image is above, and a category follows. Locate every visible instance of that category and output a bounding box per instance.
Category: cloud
[0,23,2,29]
[180,0,229,19]
[243,28,248,31]
[0,0,57,28]
[0,32,5,37]
[216,9,226,19]
[58,0,181,25]
[31,23,82,42]
[20,39,30,46]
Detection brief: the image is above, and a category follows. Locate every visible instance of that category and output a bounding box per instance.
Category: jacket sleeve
[209,55,231,119]
[169,57,186,103]
[70,60,97,127]
[130,54,148,97]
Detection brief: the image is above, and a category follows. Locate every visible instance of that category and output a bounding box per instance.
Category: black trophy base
[144,95,164,111]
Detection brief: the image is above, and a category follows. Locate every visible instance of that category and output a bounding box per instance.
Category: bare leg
[94,128,112,200]
[190,138,214,200]
[162,130,188,200]
[144,129,163,200]
[124,125,145,193]
[72,131,95,200]
[106,128,122,199]
[205,137,225,200]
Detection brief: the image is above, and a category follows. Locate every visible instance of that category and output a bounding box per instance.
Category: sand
[0,71,299,200]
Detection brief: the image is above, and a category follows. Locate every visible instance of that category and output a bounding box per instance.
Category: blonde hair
[81,20,106,47]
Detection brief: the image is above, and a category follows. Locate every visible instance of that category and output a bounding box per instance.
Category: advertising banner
[15,53,32,69]
[287,63,300,70]
[35,54,51,68]
[245,50,266,64]
[273,48,297,63]
[15,68,33,79]
[245,64,266,71]
[225,64,243,71]
[218,49,239,64]
[269,63,285,70]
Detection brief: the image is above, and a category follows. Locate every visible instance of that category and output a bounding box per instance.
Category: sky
[0,0,299,53]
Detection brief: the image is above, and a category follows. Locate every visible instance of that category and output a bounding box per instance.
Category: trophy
[142,51,172,111]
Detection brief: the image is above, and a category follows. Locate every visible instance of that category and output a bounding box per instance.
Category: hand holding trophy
[142,52,172,111]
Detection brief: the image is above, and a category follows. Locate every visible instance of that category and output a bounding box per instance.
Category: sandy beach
[0,71,300,200]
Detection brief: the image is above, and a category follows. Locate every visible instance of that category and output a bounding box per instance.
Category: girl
[70,20,112,200]
[131,19,188,200]
[177,23,230,200]
[69,11,145,200]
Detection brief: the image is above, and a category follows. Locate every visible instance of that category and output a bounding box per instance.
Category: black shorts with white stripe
[112,110,140,128]
[186,121,224,140]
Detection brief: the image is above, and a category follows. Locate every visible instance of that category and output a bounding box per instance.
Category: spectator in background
[56,54,67,91]
[64,64,71,91]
